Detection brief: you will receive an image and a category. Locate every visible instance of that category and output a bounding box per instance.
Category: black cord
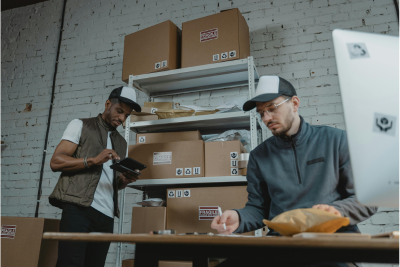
[35,0,67,217]
[394,0,399,22]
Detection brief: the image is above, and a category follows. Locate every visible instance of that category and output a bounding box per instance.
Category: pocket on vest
[65,175,91,197]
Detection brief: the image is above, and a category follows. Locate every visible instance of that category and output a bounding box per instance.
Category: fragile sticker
[183,189,190,197]
[199,206,219,220]
[155,62,161,69]
[193,167,201,175]
[200,28,218,42]
[154,152,172,165]
[1,225,16,239]
[176,168,183,176]
[138,136,146,143]
[176,190,183,198]
[168,190,175,198]
[213,54,219,61]
[221,52,228,60]
[184,168,192,175]
[161,60,167,68]
[230,152,238,160]
[231,160,238,167]
[229,50,237,58]
[231,168,238,175]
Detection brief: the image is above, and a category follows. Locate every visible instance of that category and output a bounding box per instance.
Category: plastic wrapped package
[204,130,251,152]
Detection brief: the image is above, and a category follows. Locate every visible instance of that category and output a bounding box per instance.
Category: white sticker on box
[213,54,219,61]
[193,167,201,175]
[151,108,158,114]
[199,206,219,220]
[1,225,17,239]
[138,136,146,143]
[184,168,192,175]
[161,60,167,68]
[176,190,183,198]
[153,152,172,165]
[231,160,238,167]
[176,168,183,176]
[230,152,238,160]
[221,52,228,60]
[155,62,161,69]
[231,168,238,175]
[183,189,190,197]
[168,190,175,198]
[229,50,237,58]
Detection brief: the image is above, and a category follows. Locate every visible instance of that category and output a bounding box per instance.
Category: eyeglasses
[257,97,291,118]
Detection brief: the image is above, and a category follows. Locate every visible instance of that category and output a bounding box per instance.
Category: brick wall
[1,0,398,266]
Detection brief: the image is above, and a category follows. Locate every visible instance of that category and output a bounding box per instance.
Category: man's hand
[211,210,240,235]
[118,170,140,189]
[312,204,342,216]
[91,149,120,166]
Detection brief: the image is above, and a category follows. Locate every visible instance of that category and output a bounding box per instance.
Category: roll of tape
[239,153,250,161]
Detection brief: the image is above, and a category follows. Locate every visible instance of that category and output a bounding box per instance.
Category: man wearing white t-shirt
[49,86,141,267]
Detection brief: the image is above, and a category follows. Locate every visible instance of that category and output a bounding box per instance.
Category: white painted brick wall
[1,0,398,266]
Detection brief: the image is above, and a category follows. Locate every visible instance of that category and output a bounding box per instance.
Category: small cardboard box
[1,217,60,267]
[122,21,181,83]
[132,102,174,116]
[131,207,166,234]
[166,186,248,234]
[136,131,202,144]
[131,115,159,122]
[205,141,246,177]
[128,140,205,179]
[159,261,219,267]
[122,259,134,267]
[181,8,250,68]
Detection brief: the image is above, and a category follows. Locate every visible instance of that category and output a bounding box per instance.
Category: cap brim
[119,96,142,112]
[242,93,283,111]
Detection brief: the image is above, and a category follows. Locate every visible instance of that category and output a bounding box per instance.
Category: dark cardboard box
[205,140,246,177]
[136,131,202,144]
[131,207,166,234]
[128,140,205,179]
[122,259,134,267]
[181,9,250,68]
[1,217,60,267]
[122,21,181,83]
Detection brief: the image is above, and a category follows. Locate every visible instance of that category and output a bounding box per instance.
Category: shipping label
[193,167,201,175]
[183,189,191,197]
[231,160,238,167]
[229,50,237,58]
[176,190,183,198]
[161,60,167,68]
[176,168,183,176]
[221,52,228,60]
[151,108,158,114]
[213,54,219,61]
[153,152,172,165]
[231,168,238,175]
[199,206,219,220]
[230,152,238,160]
[184,168,192,175]
[155,62,161,69]
[1,225,16,239]
[200,28,218,42]
[168,190,175,198]
[138,136,146,143]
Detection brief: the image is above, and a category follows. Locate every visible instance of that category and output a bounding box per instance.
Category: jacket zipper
[291,140,302,184]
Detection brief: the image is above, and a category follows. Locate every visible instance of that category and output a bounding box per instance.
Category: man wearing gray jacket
[211,75,377,265]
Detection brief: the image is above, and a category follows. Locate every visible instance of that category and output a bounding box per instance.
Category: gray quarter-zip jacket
[235,116,377,234]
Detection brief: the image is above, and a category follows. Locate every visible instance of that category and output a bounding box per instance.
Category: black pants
[56,203,114,267]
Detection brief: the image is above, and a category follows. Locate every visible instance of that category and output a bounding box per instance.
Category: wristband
[83,157,89,169]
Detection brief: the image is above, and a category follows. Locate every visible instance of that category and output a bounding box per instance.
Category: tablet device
[110,157,147,175]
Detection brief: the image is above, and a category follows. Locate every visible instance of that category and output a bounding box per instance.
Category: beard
[267,112,295,137]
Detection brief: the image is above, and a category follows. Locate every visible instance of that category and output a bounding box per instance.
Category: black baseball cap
[243,76,297,111]
[109,86,141,112]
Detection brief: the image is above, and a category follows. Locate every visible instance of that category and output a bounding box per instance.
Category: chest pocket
[307,157,324,165]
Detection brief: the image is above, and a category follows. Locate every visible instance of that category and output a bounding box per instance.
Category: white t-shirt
[61,119,114,218]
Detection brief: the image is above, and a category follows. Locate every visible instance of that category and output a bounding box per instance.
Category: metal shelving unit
[116,57,261,267]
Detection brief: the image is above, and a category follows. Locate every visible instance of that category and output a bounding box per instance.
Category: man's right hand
[211,210,240,235]
[91,149,120,166]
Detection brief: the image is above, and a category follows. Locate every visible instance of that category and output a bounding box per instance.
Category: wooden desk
[43,233,399,267]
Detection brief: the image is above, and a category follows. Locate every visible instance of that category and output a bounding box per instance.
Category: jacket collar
[275,116,308,147]
[97,113,117,132]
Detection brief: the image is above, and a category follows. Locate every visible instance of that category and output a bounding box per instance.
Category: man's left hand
[312,204,342,216]
[119,170,140,189]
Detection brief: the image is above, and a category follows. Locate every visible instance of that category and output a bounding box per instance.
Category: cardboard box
[159,261,219,267]
[122,21,181,83]
[128,140,205,179]
[122,259,134,267]
[136,131,202,144]
[166,186,248,234]
[181,9,250,68]
[205,141,246,177]
[1,217,60,267]
[131,115,159,122]
[132,102,174,116]
[131,207,166,234]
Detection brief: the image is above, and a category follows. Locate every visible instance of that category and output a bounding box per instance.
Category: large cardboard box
[181,9,250,68]
[136,131,202,144]
[1,217,60,267]
[131,207,166,234]
[205,141,247,177]
[122,21,181,83]
[128,140,205,179]
[122,259,134,267]
[166,186,248,234]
